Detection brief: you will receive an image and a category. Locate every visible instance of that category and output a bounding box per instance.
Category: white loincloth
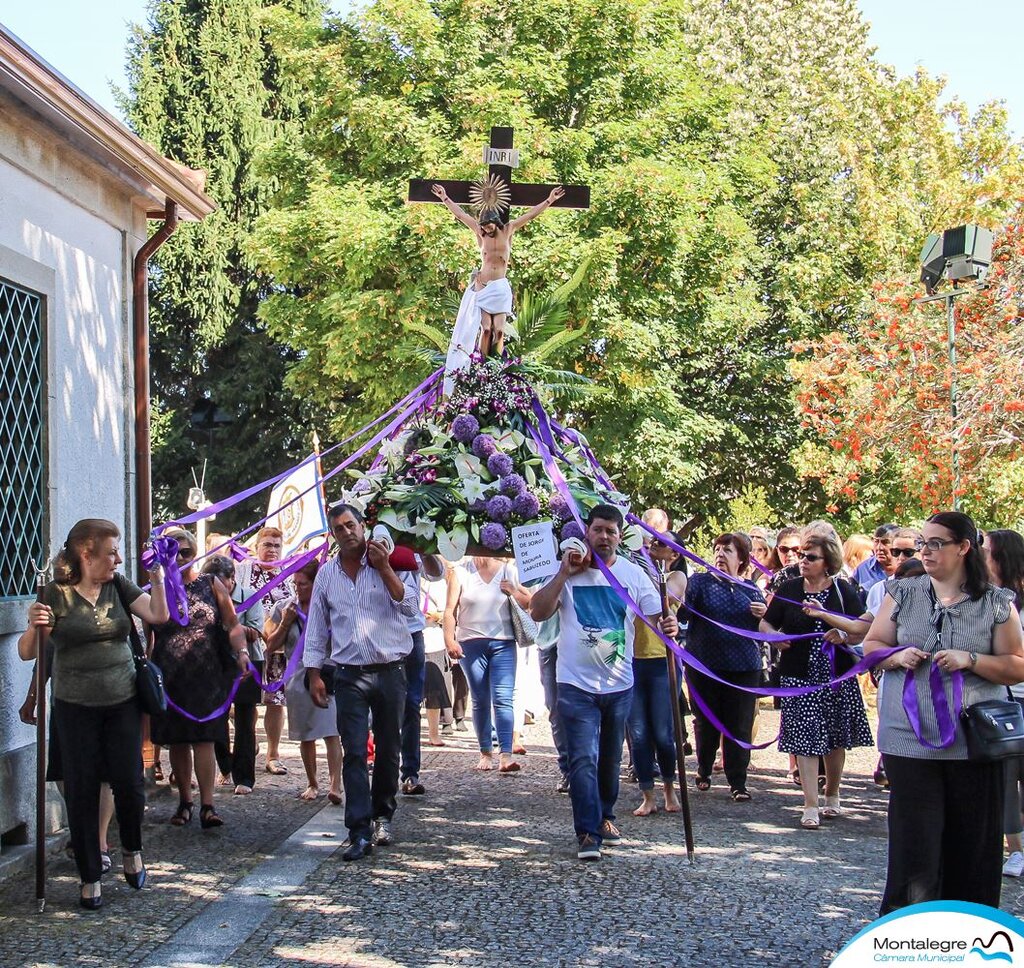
[443,277,514,395]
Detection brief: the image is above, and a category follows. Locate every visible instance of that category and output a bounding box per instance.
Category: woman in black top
[760,531,873,829]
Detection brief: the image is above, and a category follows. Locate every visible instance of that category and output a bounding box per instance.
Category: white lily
[409,518,437,540]
[459,475,490,504]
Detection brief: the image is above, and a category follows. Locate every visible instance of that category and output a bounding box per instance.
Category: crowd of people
[17,505,1024,916]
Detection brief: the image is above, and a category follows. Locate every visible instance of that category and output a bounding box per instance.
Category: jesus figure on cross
[431,182,564,386]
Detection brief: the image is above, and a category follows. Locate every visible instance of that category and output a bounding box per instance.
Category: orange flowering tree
[791,222,1024,527]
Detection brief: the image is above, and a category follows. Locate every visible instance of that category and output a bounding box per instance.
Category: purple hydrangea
[548,492,570,519]
[512,492,541,519]
[560,521,585,542]
[486,495,513,522]
[472,434,497,459]
[487,452,513,478]
[480,522,508,551]
[451,413,480,444]
[499,473,526,497]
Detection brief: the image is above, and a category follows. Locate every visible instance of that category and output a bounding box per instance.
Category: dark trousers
[214,699,258,788]
[686,667,760,790]
[450,662,469,722]
[880,754,1005,914]
[336,663,407,840]
[53,698,145,884]
[628,657,677,789]
[400,632,426,782]
[538,646,568,776]
[558,683,633,840]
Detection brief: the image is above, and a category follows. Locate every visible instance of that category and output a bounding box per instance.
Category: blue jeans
[461,637,517,754]
[538,646,568,776]
[401,631,426,782]
[628,657,677,790]
[558,682,633,841]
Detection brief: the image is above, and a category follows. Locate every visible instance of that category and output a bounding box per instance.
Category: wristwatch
[969,651,979,669]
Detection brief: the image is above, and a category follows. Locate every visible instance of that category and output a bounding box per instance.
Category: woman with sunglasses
[760,530,873,829]
[150,528,248,829]
[863,512,1024,912]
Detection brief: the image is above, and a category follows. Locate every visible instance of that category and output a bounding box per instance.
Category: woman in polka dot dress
[760,531,873,829]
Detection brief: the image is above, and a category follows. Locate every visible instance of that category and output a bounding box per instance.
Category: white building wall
[0,102,145,847]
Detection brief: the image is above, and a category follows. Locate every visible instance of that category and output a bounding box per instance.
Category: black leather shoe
[342,836,373,861]
[79,883,103,910]
[123,852,147,890]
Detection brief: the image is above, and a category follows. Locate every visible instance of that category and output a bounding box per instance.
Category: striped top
[877,574,1015,760]
[303,553,418,669]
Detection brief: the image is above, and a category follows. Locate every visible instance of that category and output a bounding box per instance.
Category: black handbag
[113,575,167,716]
[961,698,1024,762]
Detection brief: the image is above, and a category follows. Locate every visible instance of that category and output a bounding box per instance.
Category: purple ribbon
[902,663,964,749]
[162,368,442,536]
[235,543,327,616]
[141,534,190,626]
[685,677,779,751]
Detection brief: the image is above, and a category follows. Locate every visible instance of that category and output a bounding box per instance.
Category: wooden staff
[33,557,52,913]
[657,559,696,863]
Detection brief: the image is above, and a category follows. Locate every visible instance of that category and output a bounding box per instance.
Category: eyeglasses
[890,548,917,558]
[778,545,800,555]
[920,537,959,552]
[797,552,823,562]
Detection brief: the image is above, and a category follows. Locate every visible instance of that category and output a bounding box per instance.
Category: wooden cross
[408,126,590,221]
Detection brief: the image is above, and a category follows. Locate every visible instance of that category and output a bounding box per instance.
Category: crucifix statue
[409,127,590,391]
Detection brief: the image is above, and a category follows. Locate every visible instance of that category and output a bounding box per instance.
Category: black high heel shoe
[80,882,103,910]
[123,851,146,890]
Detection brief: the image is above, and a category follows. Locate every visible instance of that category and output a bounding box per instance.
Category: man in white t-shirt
[531,504,678,861]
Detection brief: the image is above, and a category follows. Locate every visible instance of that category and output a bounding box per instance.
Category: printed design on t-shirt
[572,586,628,666]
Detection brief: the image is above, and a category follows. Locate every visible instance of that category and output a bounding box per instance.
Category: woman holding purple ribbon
[865,512,1024,913]
[684,533,765,801]
[760,530,872,830]
[264,559,342,804]
[151,528,248,829]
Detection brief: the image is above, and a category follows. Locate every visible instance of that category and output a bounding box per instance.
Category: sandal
[152,763,164,783]
[695,775,711,792]
[170,801,194,826]
[265,760,288,776]
[730,788,752,802]
[200,804,224,829]
[821,795,841,818]
[100,850,112,876]
[800,807,820,829]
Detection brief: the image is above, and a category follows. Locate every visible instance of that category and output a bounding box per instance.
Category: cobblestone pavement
[4,706,1024,967]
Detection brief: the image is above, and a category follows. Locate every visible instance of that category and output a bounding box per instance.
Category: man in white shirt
[304,505,418,861]
[531,504,678,861]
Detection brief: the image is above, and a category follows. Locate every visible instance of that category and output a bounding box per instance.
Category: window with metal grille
[0,278,44,599]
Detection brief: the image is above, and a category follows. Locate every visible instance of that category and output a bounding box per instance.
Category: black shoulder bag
[113,575,168,716]
[930,586,1024,761]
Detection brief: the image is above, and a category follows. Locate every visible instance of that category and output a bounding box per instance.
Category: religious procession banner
[266,451,328,557]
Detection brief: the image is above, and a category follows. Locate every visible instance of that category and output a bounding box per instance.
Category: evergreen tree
[121,0,326,530]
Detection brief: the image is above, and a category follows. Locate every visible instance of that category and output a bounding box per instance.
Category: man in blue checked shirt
[304,504,418,861]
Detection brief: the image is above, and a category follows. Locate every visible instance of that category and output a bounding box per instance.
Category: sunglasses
[890,548,917,558]
[778,545,800,555]
[797,552,823,562]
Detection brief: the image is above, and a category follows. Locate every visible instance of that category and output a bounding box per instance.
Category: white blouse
[453,560,519,643]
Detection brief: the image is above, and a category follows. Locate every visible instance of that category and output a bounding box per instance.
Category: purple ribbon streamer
[234,543,327,616]
[685,677,779,751]
[902,663,964,750]
[162,368,442,535]
[141,534,190,626]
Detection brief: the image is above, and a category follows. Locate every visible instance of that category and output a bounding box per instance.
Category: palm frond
[529,326,590,363]
[404,484,459,519]
[403,319,450,352]
[396,342,446,365]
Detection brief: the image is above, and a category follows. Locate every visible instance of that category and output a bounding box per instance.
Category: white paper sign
[511,521,558,585]
[483,147,520,167]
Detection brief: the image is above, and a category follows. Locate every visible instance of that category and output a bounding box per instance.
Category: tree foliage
[791,223,1024,528]
[121,0,326,530]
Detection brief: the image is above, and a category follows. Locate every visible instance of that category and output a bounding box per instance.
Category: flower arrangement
[342,356,640,559]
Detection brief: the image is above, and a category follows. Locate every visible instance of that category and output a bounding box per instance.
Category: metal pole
[947,293,959,510]
[33,558,52,914]
[657,562,696,863]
